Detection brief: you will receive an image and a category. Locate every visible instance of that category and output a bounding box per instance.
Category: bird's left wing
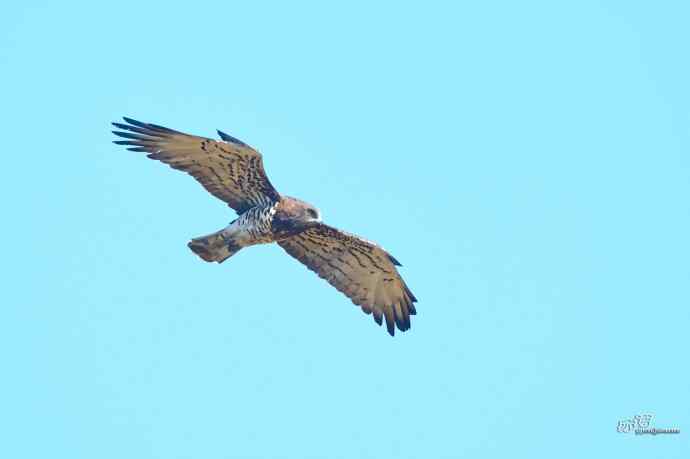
[278,224,417,336]
[112,117,280,213]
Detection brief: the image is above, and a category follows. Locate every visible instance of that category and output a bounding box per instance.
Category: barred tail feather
[188,229,242,263]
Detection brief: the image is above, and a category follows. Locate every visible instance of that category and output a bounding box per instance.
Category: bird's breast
[270,211,305,240]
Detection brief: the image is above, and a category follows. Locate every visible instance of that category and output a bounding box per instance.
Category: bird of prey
[112,117,417,335]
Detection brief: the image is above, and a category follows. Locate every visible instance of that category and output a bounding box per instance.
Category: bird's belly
[223,220,274,247]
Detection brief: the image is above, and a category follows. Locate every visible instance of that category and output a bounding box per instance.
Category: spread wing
[112,117,280,213]
[278,224,417,336]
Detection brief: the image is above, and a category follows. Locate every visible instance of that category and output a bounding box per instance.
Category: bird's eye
[307,209,318,219]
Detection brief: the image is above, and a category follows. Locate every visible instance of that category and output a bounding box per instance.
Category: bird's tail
[188,228,242,264]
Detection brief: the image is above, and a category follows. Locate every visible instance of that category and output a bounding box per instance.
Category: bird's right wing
[112,117,280,213]
[278,223,417,336]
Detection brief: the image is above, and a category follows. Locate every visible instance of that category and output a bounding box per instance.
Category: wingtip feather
[387,253,402,266]
[217,129,248,146]
[122,116,146,127]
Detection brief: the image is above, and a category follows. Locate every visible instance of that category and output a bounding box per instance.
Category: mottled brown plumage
[278,225,417,335]
[112,117,417,335]
[113,117,279,213]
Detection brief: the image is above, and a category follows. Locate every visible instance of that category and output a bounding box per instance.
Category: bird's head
[286,196,322,225]
[299,201,322,225]
[272,196,322,237]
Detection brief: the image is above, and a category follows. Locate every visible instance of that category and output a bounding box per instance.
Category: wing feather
[278,224,417,336]
[112,117,280,213]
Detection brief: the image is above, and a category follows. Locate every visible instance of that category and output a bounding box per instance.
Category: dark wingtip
[112,130,149,140]
[404,285,417,303]
[388,254,402,266]
[122,116,147,127]
[385,316,395,336]
[217,129,248,146]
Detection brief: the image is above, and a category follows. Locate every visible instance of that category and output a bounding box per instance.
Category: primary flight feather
[112,117,417,335]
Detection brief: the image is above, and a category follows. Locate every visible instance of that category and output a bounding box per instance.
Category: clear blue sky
[1,1,688,458]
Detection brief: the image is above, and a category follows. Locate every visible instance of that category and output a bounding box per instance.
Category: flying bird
[112,117,417,335]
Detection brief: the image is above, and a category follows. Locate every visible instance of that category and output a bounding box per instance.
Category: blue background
[1,1,688,457]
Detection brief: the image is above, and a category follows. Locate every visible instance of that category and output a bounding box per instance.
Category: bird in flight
[112,117,417,335]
